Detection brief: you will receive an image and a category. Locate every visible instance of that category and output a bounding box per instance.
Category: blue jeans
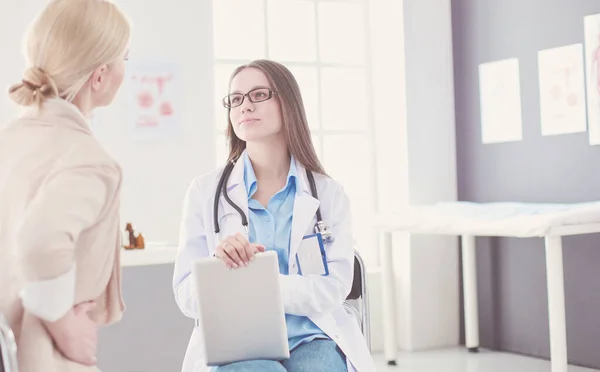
[212,339,347,372]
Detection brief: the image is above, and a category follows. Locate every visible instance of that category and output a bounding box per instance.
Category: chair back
[343,250,370,351]
[0,313,18,372]
[346,255,363,300]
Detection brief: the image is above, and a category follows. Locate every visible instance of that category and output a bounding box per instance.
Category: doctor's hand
[215,233,266,269]
[43,301,98,366]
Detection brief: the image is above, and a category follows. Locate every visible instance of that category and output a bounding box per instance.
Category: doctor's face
[226,67,283,143]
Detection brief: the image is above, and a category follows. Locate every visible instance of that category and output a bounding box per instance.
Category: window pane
[320,67,368,131]
[214,63,240,131]
[267,0,316,62]
[213,0,266,59]
[317,2,366,64]
[311,133,322,162]
[216,133,229,167]
[287,66,320,130]
[354,229,377,267]
[322,134,376,265]
[323,134,373,213]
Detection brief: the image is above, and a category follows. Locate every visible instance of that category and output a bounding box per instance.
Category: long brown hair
[224,59,327,175]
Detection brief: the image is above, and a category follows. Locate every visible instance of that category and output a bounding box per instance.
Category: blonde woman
[0,0,131,371]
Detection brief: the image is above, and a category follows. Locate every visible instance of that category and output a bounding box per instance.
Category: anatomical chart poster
[478,58,523,144]
[584,13,600,145]
[127,61,180,140]
[537,44,586,136]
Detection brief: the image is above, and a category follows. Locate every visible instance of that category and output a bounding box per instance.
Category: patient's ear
[90,64,108,92]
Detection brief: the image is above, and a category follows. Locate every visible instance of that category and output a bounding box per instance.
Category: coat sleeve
[279,184,355,317]
[17,163,120,322]
[172,178,210,319]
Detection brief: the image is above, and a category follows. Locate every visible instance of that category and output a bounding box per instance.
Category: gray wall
[97,264,193,372]
[452,0,600,369]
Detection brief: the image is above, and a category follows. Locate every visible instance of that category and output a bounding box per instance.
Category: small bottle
[136,233,145,249]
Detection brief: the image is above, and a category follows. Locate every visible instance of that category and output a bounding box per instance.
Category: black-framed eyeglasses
[222,87,276,109]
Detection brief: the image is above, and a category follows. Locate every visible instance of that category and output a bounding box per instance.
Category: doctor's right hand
[215,233,266,269]
[43,301,98,366]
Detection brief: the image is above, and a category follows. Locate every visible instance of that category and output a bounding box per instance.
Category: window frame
[212,0,380,267]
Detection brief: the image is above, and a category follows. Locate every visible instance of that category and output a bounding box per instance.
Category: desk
[374,201,600,372]
[98,253,192,372]
[120,244,178,267]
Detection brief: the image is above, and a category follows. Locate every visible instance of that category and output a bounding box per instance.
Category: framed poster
[127,61,180,141]
[478,58,523,144]
[584,13,600,145]
[537,44,586,136]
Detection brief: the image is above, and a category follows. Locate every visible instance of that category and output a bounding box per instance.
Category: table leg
[545,236,568,372]
[461,235,479,352]
[381,231,398,365]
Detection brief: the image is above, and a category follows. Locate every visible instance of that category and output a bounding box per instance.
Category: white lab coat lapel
[216,157,248,240]
[215,156,320,265]
[288,163,320,270]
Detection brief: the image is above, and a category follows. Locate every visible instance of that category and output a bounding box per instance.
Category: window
[213,0,378,267]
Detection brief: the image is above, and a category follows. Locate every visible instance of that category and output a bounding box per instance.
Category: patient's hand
[215,233,265,269]
[43,301,98,366]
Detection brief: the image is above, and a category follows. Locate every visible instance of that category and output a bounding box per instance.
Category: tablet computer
[192,250,289,366]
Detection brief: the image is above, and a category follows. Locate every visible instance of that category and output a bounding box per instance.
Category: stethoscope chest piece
[315,220,333,243]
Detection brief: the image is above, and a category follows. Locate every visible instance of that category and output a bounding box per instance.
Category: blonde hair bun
[8,67,59,107]
[7,0,130,110]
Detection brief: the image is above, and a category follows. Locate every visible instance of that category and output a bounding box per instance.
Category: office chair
[0,313,18,372]
[343,249,371,351]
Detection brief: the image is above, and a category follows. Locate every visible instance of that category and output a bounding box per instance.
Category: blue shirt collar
[243,152,297,198]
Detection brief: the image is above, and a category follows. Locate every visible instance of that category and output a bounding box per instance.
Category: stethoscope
[213,159,333,244]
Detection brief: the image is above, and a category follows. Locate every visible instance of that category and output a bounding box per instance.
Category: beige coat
[0,98,125,372]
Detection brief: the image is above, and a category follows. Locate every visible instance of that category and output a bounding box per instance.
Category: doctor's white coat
[172,155,374,372]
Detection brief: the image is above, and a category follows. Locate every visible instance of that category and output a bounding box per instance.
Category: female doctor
[172,59,374,372]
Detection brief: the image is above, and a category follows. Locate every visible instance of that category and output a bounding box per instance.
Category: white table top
[120,244,178,267]
[373,201,600,237]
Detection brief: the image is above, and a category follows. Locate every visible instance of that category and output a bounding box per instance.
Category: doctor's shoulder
[183,164,227,205]
[312,171,350,204]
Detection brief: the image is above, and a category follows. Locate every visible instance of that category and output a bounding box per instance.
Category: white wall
[403,0,459,350]
[0,0,215,245]
[0,0,40,124]
[367,0,460,353]
[376,0,460,351]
